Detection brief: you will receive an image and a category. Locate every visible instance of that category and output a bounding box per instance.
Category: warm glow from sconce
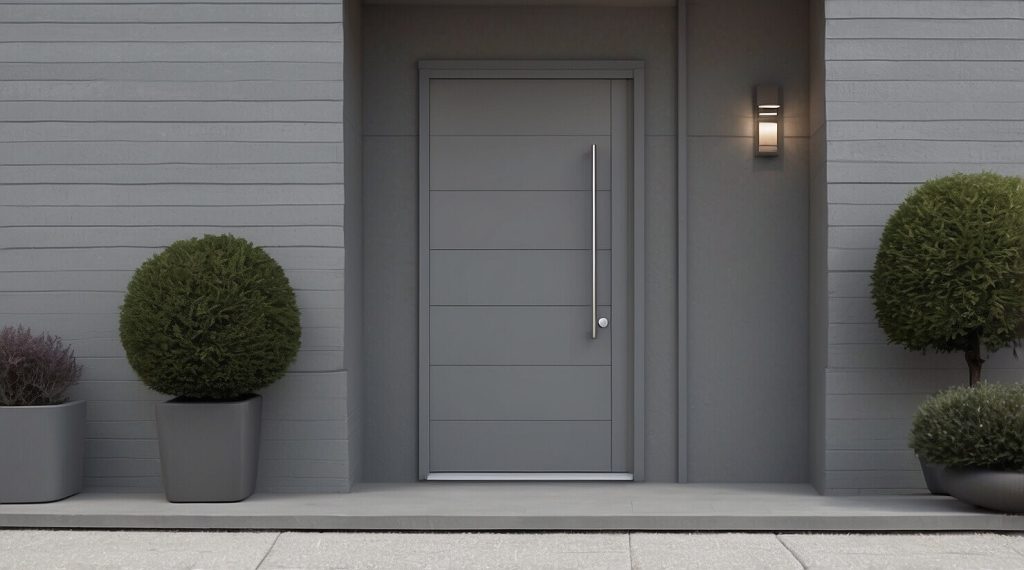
[754,85,782,157]
[758,121,778,151]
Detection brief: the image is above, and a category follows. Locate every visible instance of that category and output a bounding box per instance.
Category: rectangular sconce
[755,84,782,157]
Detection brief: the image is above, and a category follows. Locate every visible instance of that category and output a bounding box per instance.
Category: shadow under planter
[943,468,1024,513]
[155,395,262,503]
[0,400,85,504]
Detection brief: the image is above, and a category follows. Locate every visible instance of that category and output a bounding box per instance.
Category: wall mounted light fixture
[754,84,782,157]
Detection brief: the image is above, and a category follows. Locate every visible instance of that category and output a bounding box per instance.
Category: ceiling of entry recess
[364,0,676,6]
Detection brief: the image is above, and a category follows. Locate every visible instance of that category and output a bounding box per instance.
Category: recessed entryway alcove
[348,0,811,487]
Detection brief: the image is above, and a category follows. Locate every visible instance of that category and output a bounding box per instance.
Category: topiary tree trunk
[966,329,984,387]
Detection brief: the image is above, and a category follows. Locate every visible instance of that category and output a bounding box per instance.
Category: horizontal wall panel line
[0,21,344,26]
[826,18,1024,22]
[1,288,340,293]
[0,61,343,75]
[0,99,341,102]
[0,140,344,144]
[0,79,343,82]
[824,119,1024,122]
[826,139,1023,143]
[0,41,341,45]
[0,21,342,32]
[827,58,1024,63]
[828,37,1024,41]
[0,40,343,43]
[826,79,1024,82]
[0,182,342,185]
[0,162,343,165]
[829,160,1022,165]
[5,203,345,207]
[0,121,341,124]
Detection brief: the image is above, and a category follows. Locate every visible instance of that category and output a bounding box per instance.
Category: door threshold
[426,473,634,482]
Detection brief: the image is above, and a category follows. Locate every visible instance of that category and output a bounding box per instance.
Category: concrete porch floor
[1,483,1022,531]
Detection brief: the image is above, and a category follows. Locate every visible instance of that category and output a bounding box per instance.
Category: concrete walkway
[2,531,1024,569]
[4,484,1024,531]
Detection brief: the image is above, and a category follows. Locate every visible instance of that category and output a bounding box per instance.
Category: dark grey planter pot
[918,457,948,496]
[943,468,1024,513]
[0,401,85,504]
[155,395,262,503]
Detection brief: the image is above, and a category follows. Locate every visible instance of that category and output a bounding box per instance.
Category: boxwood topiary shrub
[119,234,301,400]
[872,172,1024,386]
[910,383,1024,470]
[0,325,82,406]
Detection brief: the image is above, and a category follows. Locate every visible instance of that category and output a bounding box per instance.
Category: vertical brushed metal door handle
[591,144,597,340]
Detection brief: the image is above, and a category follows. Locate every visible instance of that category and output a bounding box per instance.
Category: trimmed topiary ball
[911,383,1024,470]
[871,172,1024,386]
[119,234,301,400]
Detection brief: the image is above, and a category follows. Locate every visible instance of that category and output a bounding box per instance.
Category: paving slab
[0,530,277,570]
[779,533,1024,569]
[260,532,631,570]
[630,533,803,569]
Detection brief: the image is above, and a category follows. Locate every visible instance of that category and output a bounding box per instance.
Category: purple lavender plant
[0,325,82,406]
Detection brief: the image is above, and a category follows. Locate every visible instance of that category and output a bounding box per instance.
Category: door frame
[417,60,646,481]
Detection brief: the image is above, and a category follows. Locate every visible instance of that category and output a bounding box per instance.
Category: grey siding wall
[685,0,809,483]
[1,1,349,492]
[822,0,1024,494]
[361,5,679,481]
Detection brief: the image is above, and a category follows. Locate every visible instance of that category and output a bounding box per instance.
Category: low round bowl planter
[156,395,262,503]
[0,401,85,504]
[918,457,948,496]
[943,468,1024,513]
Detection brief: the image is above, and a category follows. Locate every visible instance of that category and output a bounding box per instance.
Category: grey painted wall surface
[344,0,364,486]
[685,0,809,483]
[362,2,811,484]
[808,0,827,493]
[1,1,350,492]
[361,5,679,481]
[822,0,1024,494]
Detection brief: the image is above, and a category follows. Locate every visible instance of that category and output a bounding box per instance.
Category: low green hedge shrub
[119,234,301,400]
[910,383,1024,470]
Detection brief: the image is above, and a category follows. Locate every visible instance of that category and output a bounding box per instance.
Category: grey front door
[421,77,633,476]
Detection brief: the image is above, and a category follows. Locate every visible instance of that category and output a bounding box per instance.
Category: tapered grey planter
[155,395,262,503]
[0,401,85,504]
[943,468,1024,513]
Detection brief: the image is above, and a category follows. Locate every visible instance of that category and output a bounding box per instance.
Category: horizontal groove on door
[430,191,611,250]
[430,365,611,421]
[429,135,611,191]
[429,420,612,473]
[426,473,634,481]
[430,250,612,306]
[428,79,611,136]
[429,306,612,366]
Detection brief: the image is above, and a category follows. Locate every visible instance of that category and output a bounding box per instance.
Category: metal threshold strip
[426,473,634,482]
